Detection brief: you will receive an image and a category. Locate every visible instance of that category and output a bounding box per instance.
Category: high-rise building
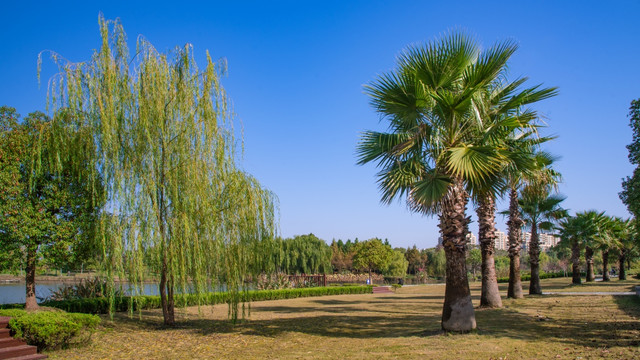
[466,232,478,246]
[520,232,559,252]
[494,230,508,251]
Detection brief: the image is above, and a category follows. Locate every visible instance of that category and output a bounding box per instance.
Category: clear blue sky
[2,1,639,248]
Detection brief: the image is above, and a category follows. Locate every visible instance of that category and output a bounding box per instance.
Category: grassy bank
[45,277,640,359]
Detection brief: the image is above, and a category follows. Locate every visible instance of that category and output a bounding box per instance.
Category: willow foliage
[39,16,278,324]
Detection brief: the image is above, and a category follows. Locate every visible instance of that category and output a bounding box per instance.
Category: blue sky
[2,1,639,248]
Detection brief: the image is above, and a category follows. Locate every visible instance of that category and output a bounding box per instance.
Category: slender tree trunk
[529,222,542,295]
[585,246,595,282]
[619,251,626,280]
[440,178,475,332]
[570,239,581,285]
[477,193,502,308]
[602,249,610,281]
[25,244,38,310]
[158,142,175,326]
[507,188,523,299]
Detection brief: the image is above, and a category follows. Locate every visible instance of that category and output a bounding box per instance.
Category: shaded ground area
[47,278,640,359]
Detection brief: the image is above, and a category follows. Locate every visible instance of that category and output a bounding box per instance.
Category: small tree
[352,238,393,284]
[0,107,102,309]
[384,249,409,278]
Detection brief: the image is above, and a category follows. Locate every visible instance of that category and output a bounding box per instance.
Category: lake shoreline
[0,274,159,284]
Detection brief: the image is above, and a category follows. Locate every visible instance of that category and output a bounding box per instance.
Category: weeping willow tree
[39,16,277,325]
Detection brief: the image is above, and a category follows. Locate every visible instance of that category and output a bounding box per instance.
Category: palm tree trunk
[602,249,610,281]
[507,188,523,299]
[585,246,595,282]
[477,193,502,308]
[528,222,542,295]
[619,250,626,280]
[570,239,581,285]
[440,178,475,332]
[25,244,38,310]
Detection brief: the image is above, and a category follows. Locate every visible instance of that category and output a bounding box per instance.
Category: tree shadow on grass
[104,294,640,349]
[613,295,640,319]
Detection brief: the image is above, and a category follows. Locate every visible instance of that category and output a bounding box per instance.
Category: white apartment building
[520,232,560,252]
[494,230,508,251]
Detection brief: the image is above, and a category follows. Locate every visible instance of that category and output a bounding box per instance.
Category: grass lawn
[46,277,640,359]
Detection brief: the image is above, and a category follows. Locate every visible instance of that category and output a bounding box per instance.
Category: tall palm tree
[596,215,620,281]
[578,210,607,282]
[358,32,521,331]
[472,82,556,307]
[558,213,592,285]
[519,189,565,294]
[503,150,556,298]
[615,218,637,280]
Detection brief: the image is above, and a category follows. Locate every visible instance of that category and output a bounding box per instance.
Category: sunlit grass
[47,277,640,359]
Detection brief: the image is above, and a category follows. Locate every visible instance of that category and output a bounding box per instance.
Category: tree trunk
[439,178,475,332]
[477,193,502,308]
[25,244,38,310]
[507,188,523,299]
[602,249,610,281]
[585,246,595,282]
[619,251,626,280]
[570,239,581,285]
[528,222,542,295]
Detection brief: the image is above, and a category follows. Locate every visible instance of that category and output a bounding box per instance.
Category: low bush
[40,286,374,314]
[47,277,124,301]
[496,271,573,283]
[0,309,100,350]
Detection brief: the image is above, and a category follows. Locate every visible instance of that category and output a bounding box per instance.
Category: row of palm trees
[558,211,636,284]
[357,31,560,331]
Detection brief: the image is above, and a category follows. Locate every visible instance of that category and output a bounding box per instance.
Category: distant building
[466,232,478,246]
[520,232,559,252]
[494,230,508,251]
[437,232,478,247]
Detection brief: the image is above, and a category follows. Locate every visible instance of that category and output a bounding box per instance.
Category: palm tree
[503,150,556,298]
[607,217,635,280]
[578,211,607,282]
[519,189,565,294]
[596,216,620,281]
[473,82,556,307]
[358,32,522,331]
[558,213,593,285]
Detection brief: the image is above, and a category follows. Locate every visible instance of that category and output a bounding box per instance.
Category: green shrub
[0,309,100,350]
[496,271,572,283]
[39,286,373,314]
[48,277,124,301]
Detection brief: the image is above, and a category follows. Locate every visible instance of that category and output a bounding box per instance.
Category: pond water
[0,282,160,305]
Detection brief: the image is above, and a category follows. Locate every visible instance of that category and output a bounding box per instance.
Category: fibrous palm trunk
[528,222,542,295]
[507,188,524,299]
[585,246,595,282]
[25,244,38,310]
[602,249,610,281]
[619,251,626,280]
[570,239,581,285]
[440,178,476,332]
[477,193,502,308]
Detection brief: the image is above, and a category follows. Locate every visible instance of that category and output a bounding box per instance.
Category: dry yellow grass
[46,278,640,360]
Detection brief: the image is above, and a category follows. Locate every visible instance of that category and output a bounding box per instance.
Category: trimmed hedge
[39,285,373,314]
[497,271,577,283]
[0,309,99,350]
